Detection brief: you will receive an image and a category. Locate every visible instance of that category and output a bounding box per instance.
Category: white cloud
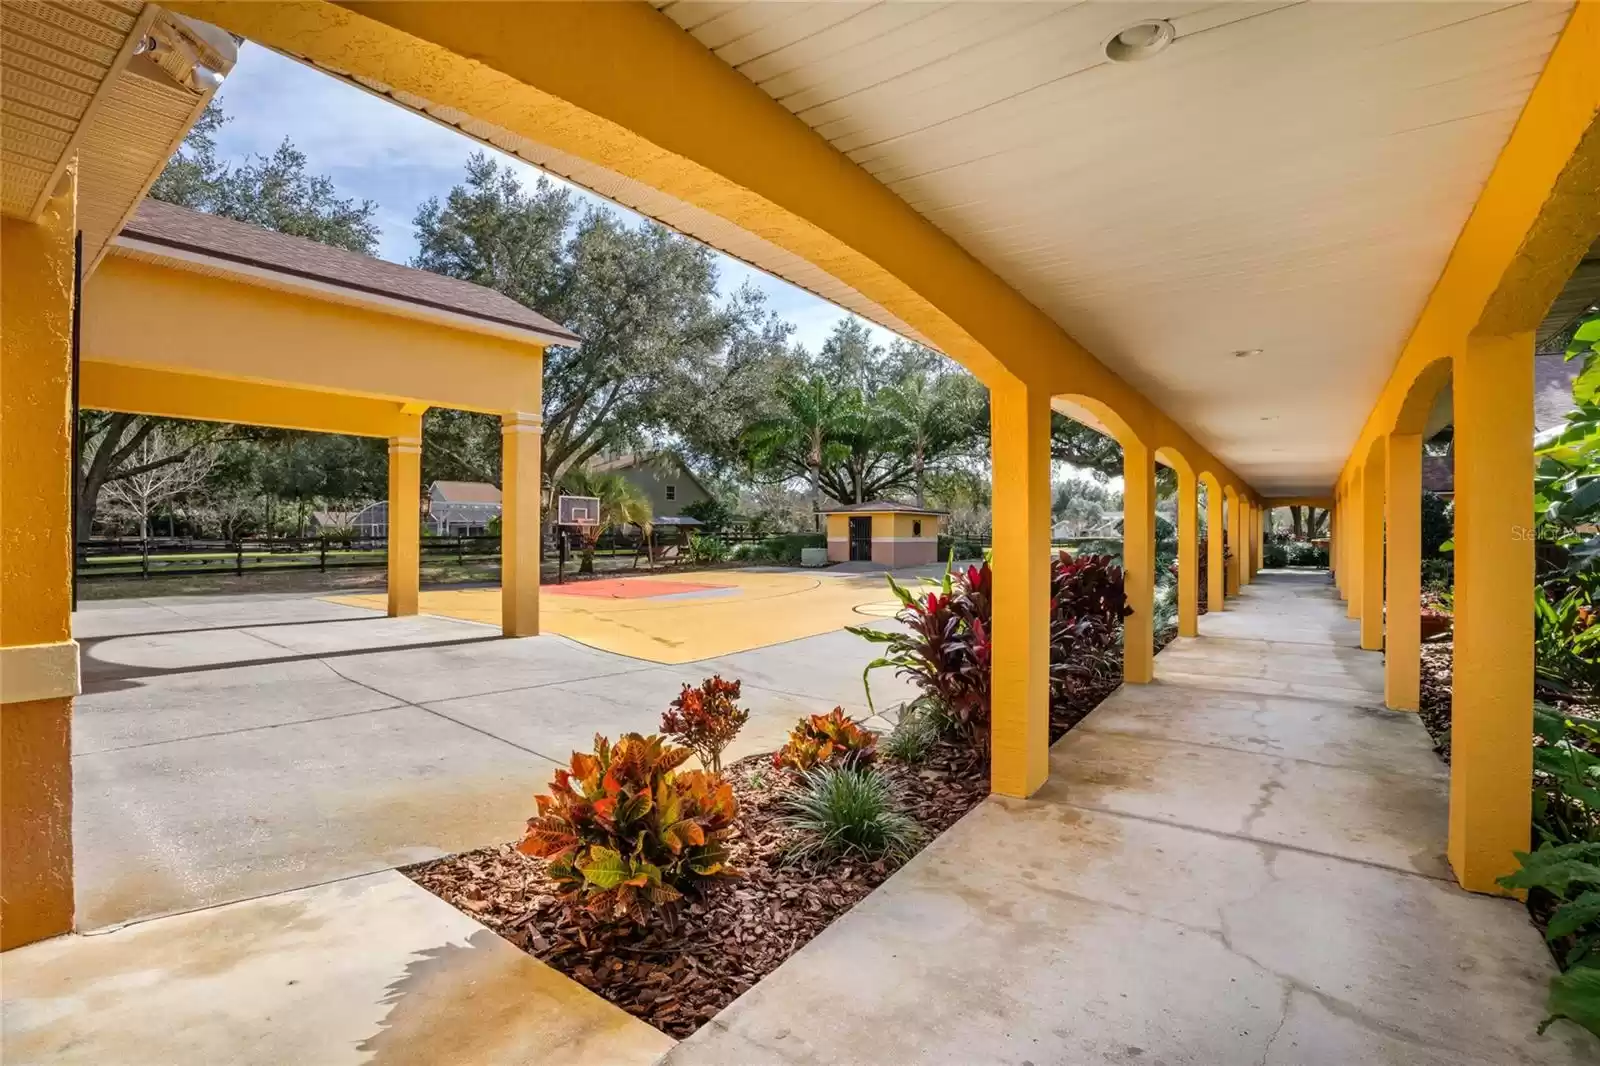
[213,43,904,353]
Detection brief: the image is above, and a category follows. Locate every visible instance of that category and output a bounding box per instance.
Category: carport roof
[119,199,581,346]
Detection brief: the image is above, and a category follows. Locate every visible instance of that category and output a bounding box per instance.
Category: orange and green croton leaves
[519,732,739,924]
[772,708,878,772]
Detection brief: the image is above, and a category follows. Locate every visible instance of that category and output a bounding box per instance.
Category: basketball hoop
[558,495,602,529]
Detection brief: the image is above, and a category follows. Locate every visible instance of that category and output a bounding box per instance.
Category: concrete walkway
[69,586,915,929]
[666,571,1598,1065]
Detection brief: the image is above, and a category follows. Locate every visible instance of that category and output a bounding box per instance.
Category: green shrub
[518,733,739,924]
[1500,839,1600,1038]
[687,533,730,564]
[1263,541,1289,568]
[1421,557,1454,593]
[782,766,922,864]
[1421,491,1453,558]
[1285,540,1329,567]
[881,701,940,764]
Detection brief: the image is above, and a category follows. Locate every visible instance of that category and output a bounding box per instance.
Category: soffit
[1,2,233,266]
[653,0,1573,496]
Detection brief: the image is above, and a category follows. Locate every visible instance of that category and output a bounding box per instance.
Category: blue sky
[210,43,896,353]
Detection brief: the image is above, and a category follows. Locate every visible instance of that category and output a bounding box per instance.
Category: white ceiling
[654,1,1573,495]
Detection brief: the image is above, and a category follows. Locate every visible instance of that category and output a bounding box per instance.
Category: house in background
[589,453,712,520]
[336,480,503,537]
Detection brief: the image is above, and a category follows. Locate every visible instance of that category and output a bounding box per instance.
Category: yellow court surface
[327,568,909,664]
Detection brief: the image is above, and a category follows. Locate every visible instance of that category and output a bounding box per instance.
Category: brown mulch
[406,670,1129,1038]
[405,744,990,1038]
[1418,640,1454,762]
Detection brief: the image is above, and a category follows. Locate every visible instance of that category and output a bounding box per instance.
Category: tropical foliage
[849,553,1131,749]
[518,733,739,925]
[772,708,879,772]
[659,676,749,776]
[553,468,652,573]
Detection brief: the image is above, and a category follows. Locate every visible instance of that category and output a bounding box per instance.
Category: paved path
[665,571,1598,1065]
[69,584,915,929]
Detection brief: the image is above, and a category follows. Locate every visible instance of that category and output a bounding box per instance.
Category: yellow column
[1449,333,1534,893]
[1360,445,1385,651]
[0,171,78,950]
[1240,501,1254,584]
[1206,481,1225,612]
[1385,433,1422,710]
[1122,438,1155,683]
[1346,472,1363,619]
[386,428,422,617]
[1333,490,1344,595]
[1254,503,1264,575]
[1226,493,1242,597]
[1176,466,1198,637]
[501,412,544,637]
[989,379,1051,797]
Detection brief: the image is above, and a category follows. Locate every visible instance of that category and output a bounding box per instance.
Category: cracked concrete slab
[663,572,1595,1064]
[1,871,673,1066]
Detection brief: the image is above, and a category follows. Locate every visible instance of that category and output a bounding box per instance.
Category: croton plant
[773,707,879,772]
[519,732,739,924]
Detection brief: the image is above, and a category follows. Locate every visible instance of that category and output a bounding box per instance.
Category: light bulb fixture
[1233,349,1263,359]
[1104,20,1176,63]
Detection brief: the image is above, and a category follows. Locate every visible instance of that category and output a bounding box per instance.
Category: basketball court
[327,567,912,664]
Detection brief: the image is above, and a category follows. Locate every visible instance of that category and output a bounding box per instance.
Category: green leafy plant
[1536,588,1600,692]
[687,533,730,564]
[1263,541,1289,569]
[781,766,922,865]
[518,733,739,924]
[1499,839,1600,1037]
[880,699,941,764]
[1421,557,1454,594]
[1534,703,1600,847]
[773,707,878,772]
[660,675,749,776]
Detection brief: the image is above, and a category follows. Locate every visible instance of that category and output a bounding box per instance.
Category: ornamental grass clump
[660,675,749,776]
[880,699,942,764]
[518,732,739,925]
[772,707,878,772]
[782,766,922,865]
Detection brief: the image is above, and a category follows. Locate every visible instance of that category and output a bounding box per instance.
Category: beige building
[823,501,944,567]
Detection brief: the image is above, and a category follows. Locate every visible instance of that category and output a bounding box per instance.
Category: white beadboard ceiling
[653,0,1573,495]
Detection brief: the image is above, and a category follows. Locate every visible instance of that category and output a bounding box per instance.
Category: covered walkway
[665,572,1595,1065]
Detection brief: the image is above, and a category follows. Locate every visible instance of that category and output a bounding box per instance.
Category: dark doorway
[848,516,872,562]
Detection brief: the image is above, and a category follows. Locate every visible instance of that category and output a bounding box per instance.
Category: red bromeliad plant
[849,552,1132,750]
[518,733,739,925]
[772,707,879,772]
[660,675,749,776]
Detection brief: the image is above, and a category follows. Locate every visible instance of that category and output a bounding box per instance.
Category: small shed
[820,500,945,566]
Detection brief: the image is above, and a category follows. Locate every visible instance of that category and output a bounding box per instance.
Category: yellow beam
[501,413,543,637]
[989,380,1051,798]
[1359,443,1385,652]
[84,254,542,415]
[167,0,1255,504]
[1385,433,1422,711]
[1,170,77,950]
[1449,333,1535,894]
[386,429,422,617]
[1123,439,1155,683]
[81,362,420,438]
[1205,478,1225,612]
[1176,467,1198,638]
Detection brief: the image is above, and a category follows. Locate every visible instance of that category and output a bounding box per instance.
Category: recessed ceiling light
[1260,416,1276,421]
[1233,348,1263,358]
[1104,20,1176,63]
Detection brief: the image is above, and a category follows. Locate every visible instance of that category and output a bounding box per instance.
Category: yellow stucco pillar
[1254,503,1264,576]
[1,171,78,950]
[1225,493,1242,597]
[1206,482,1225,612]
[1123,439,1156,683]
[1449,333,1534,894]
[501,412,543,638]
[1385,433,1422,710]
[1360,444,1385,651]
[989,379,1051,798]
[1240,501,1254,584]
[1346,472,1363,619]
[1176,466,1198,637]
[1332,492,1343,594]
[386,429,421,617]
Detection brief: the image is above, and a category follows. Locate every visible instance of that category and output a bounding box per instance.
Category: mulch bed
[406,670,1130,1038]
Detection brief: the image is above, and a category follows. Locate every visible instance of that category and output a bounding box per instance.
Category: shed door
[848,516,872,561]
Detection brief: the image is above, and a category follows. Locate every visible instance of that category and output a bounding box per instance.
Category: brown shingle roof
[819,499,947,515]
[120,199,580,345]
[429,480,502,504]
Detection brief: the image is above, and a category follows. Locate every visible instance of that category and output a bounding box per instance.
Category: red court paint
[547,578,728,600]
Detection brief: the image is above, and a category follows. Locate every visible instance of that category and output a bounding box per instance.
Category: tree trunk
[1290,506,1303,539]
[809,459,822,532]
[914,443,926,508]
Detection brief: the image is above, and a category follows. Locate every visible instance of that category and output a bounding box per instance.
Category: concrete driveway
[72,587,916,930]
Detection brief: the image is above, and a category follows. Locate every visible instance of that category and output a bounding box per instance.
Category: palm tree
[555,468,652,573]
[880,371,980,508]
[744,373,859,529]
